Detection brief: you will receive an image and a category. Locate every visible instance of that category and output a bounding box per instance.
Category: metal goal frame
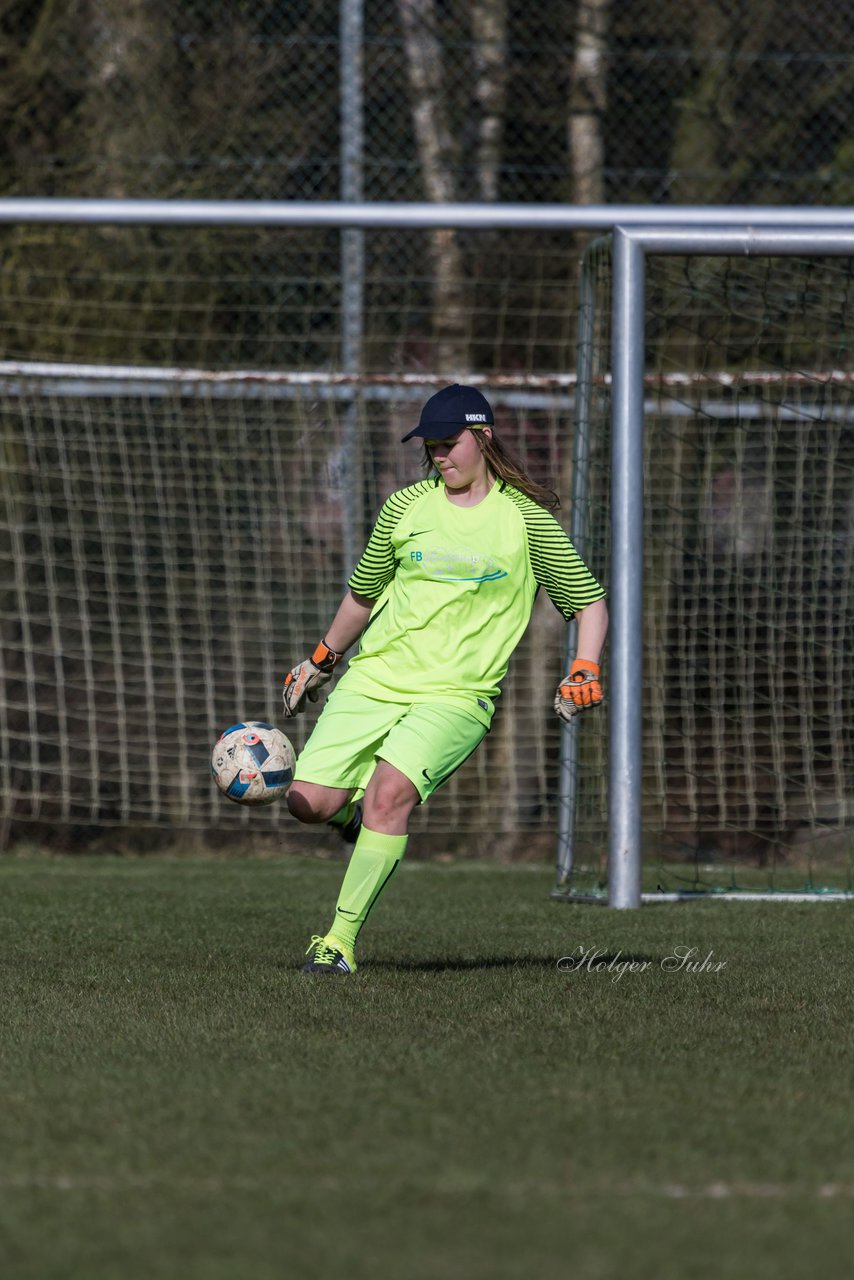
[2,199,853,902]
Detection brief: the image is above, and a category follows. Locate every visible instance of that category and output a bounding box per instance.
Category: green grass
[1,856,853,1280]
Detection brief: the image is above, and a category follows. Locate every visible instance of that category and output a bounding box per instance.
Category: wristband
[311,639,342,672]
[570,658,600,679]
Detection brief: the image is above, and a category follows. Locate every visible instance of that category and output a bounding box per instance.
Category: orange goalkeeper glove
[554,659,604,721]
[282,639,342,717]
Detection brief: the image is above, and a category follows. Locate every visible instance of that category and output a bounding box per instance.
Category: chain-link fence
[2,1,854,206]
[4,1,854,385]
[3,4,854,858]
[4,2,853,384]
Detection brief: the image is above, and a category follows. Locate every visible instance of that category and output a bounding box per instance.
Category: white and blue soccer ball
[211,721,295,806]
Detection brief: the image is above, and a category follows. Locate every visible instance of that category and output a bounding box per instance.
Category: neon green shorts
[293,687,488,803]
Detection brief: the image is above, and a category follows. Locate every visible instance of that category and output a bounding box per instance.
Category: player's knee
[365,779,418,826]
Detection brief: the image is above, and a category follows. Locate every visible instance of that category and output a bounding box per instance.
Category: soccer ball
[211,721,295,806]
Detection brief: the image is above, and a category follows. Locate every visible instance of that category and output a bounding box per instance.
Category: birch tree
[398,0,468,374]
[568,0,611,206]
[471,0,508,202]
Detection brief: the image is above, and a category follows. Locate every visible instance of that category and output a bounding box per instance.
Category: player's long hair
[422,428,560,511]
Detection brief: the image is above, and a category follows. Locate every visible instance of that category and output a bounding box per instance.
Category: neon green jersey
[342,477,606,726]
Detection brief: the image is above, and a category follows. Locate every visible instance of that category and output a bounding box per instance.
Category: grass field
[2,854,853,1280]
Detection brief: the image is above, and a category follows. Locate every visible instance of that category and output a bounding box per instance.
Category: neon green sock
[328,797,358,828]
[328,826,407,952]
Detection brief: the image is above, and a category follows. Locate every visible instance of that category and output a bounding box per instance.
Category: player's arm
[575,596,608,668]
[282,590,375,717]
[282,482,430,716]
[324,590,376,652]
[555,596,609,720]
[508,495,608,720]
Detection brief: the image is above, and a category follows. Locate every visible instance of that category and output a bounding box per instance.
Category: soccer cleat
[302,934,357,975]
[327,800,363,845]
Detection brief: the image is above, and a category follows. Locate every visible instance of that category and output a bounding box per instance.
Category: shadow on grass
[367,952,661,973]
[369,955,551,972]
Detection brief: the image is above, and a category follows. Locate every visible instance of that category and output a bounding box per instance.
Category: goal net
[4,216,851,884]
[0,221,587,853]
[567,241,854,896]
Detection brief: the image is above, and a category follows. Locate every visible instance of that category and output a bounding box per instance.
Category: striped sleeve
[502,485,607,619]
[347,479,437,599]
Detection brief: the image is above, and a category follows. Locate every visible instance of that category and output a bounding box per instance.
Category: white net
[0,219,596,852]
[0,377,583,850]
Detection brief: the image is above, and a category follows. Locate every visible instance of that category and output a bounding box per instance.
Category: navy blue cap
[401,384,494,442]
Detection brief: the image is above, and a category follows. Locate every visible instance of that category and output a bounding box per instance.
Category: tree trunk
[471,0,508,203]
[84,0,175,199]
[568,0,610,207]
[398,0,468,374]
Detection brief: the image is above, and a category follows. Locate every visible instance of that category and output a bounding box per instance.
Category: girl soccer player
[282,384,608,974]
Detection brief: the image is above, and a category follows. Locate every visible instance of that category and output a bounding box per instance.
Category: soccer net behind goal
[0,376,584,851]
[0,219,593,853]
[568,244,854,896]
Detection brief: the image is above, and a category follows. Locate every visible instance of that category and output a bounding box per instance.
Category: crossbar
[0,198,853,230]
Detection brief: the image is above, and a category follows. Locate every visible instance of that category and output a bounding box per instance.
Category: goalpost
[0,200,852,900]
[558,232,854,911]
